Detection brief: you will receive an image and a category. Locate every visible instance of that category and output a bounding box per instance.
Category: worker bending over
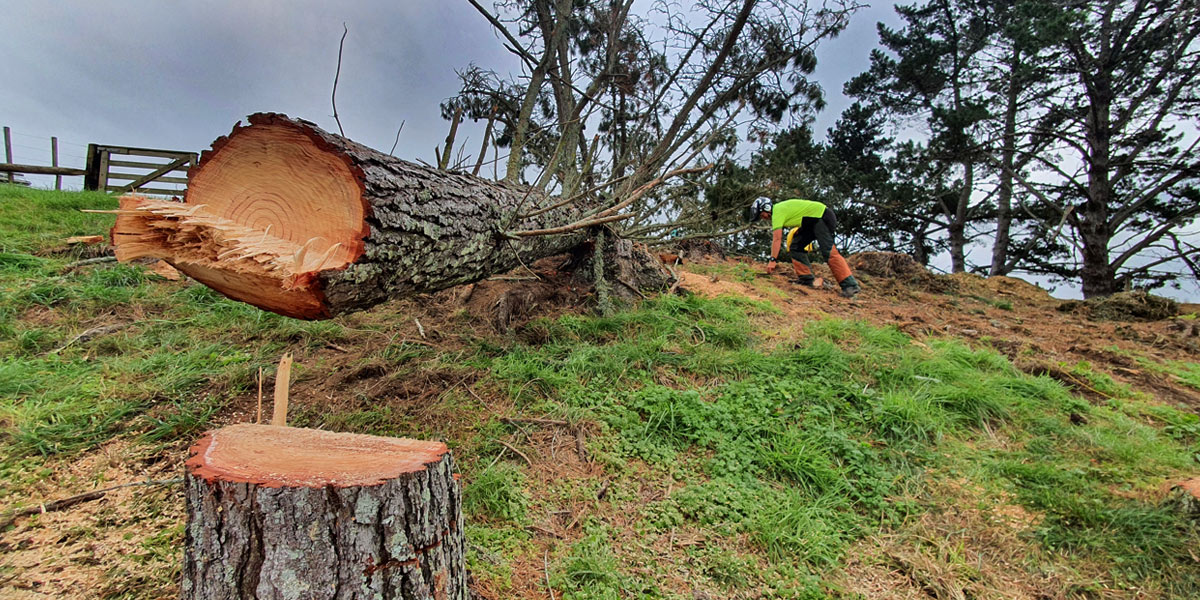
[751,197,861,298]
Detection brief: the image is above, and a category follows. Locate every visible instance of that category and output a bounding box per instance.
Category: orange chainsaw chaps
[828,247,853,283]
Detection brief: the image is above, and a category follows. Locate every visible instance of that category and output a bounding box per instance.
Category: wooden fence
[0,126,196,197]
[0,126,87,189]
[84,144,198,196]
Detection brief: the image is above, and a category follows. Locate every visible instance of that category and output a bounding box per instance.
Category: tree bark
[946,160,972,274]
[1079,53,1117,299]
[989,44,1021,277]
[182,424,465,600]
[111,113,596,319]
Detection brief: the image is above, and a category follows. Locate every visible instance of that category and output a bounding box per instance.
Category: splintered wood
[271,352,292,426]
[109,112,606,320]
[111,196,345,285]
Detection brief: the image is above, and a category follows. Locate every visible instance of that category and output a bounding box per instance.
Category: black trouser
[788,210,837,262]
[786,209,856,287]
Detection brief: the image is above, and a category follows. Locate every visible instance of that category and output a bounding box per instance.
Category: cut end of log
[110,114,369,319]
[186,424,449,488]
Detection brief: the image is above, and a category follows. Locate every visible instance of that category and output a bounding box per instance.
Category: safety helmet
[748,197,772,223]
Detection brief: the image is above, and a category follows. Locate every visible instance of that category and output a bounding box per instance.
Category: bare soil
[4,251,1199,599]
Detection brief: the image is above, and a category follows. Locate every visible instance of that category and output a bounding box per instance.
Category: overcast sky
[1,1,900,183]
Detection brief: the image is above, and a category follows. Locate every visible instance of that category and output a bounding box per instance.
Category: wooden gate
[85,144,198,197]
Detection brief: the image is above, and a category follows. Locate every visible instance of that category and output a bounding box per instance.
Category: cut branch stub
[182,424,466,600]
[112,113,592,319]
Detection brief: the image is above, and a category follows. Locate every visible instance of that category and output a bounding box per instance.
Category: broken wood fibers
[110,113,596,319]
[271,352,291,426]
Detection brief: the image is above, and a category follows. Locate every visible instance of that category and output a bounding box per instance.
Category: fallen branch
[545,550,557,600]
[594,164,713,220]
[575,427,588,463]
[0,477,183,529]
[397,338,436,348]
[500,417,570,427]
[526,524,563,539]
[664,260,682,295]
[507,212,634,238]
[519,173,634,219]
[495,439,533,467]
[615,277,648,299]
[50,323,129,354]
[508,164,712,238]
[62,255,116,272]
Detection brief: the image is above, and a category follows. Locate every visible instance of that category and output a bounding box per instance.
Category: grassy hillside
[2,185,1200,599]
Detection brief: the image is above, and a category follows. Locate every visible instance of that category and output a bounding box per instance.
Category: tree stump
[182,424,465,600]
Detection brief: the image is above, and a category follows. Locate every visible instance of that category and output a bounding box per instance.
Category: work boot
[794,275,816,287]
[839,276,861,298]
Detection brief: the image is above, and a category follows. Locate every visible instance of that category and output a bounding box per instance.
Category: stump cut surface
[186,424,449,488]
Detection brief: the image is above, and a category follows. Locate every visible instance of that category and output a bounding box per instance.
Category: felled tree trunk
[111,113,597,319]
[182,424,465,600]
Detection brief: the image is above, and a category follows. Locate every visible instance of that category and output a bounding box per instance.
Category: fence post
[3,127,12,183]
[51,137,61,190]
[84,144,98,191]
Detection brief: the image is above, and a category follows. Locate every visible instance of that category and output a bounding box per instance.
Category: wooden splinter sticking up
[182,424,466,600]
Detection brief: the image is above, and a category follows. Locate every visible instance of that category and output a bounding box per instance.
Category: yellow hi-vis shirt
[771,199,826,230]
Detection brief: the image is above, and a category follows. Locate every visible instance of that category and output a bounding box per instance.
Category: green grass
[0,186,118,254]
[470,296,1200,595]
[0,187,349,466]
[5,186,1200,598]
[463,462,531,524]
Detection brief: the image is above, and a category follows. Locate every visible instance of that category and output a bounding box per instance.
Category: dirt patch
[1076,290,1180,322]
[947,272,1055,308]
[676,270,772,301]
[836,479,1070,600]
[19,306,62,328]
[848,252,959,294]
[0,439,185,599]
[847,251,929,279]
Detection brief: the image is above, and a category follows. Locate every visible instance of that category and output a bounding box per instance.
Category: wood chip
[66,235,104,245]
[150,260,182,280]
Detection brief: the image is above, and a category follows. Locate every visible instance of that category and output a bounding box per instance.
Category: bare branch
[510,165,712,238]
[332,23,348,137]
[388,120,405,156]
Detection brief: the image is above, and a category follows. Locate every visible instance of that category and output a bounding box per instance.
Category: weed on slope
[468,296,1200,597]
[3,187,1200,599]
[0,187,345,462]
